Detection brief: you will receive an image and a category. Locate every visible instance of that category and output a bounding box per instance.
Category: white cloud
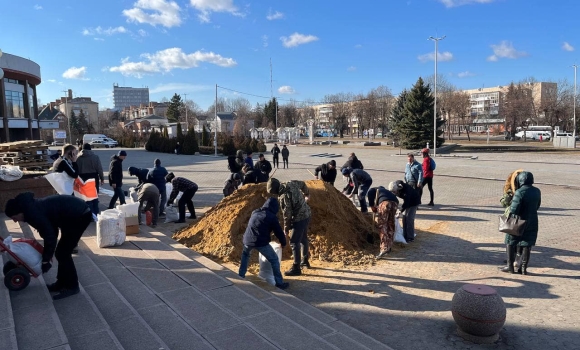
[278,86,295,94]
[438,0,496,7]
[418,51,453,63]
[94,38,105,41]
[487,41,527,61]
[150,83,212,94]
[47,79,57,83]
[266,9,284,20]
[562,42,574,52]
[280,33,319,48]
[109,47,237,78]
[457,71,475,78]
[189,0,242,23]
[83,26,128,36]
[123,0,182,28]
[262,35,268,48]
[62,66,89,80]
[138,29,148,37]
[354,44,362,49]
[34,4,42,10]
[347,66,357,71]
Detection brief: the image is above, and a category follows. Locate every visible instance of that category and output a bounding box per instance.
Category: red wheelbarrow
[0,236,44,291]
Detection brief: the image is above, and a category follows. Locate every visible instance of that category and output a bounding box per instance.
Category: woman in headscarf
[499,169,524,270]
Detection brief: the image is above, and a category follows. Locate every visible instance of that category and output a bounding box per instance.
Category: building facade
[113,84,149,110]
[0,52,42,142]
[120,101,169,120]
[57,95,99,132]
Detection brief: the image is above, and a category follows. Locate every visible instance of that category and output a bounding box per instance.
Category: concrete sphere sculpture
[451,284,506,344]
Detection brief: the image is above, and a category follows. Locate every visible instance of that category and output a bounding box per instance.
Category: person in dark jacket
[342,168,373,213]
[223,173,242,197]
[147,159,168,215]
[137,183,160,228]
[76,144,105,215]
[5,193,92,300]
[244,151,254,169]
[108,150,127,209]
[271,144,281,168]
[174,142,181,155]
[50,150,62,161]
[341,153,364,194]
[238,198,289,289]
[314,160,337,185]
[255,153,272,175]
[54,144,79,187]
[235,150,245,172]
[389,180,420,243]
[242,164,268,185]
[368,187,399,258]
[166,172,198,223]
[128,166,150,186]
[500,171,541,275]
[281,145,290,168]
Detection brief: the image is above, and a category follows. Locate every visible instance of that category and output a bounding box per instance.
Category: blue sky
[2,0,579,110]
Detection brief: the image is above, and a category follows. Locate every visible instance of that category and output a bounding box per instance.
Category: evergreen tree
[264,98,278,128]
[163,126,169,138]
[182,127,199,155]
[77,109,88,134]
[398,78,445,149]
[390,89,408,140]
[166,93,183,122]
[69,111,79,138]
[176,122,184,140]
[201,124,210,146]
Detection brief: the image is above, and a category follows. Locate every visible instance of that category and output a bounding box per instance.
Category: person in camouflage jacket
[267,178,311,276]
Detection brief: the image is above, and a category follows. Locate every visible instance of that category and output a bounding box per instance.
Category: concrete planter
[451,284,506,344]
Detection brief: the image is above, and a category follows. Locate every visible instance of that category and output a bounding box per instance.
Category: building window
[5,90,25,118]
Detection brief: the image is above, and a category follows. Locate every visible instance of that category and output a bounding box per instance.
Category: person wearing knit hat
[108,150,127,208]
[5,192,92,300]
[255,153,272,176]
[314,159,337,185]
[147,158,169,216]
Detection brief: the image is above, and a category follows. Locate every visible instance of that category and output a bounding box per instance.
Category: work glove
[41,262,52,274]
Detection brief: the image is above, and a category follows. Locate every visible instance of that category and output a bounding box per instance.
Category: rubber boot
[499,244,516,273]
[300,257,311,269]
[285,264,302,276]
[515,246,524,272]
[520,247,531,275]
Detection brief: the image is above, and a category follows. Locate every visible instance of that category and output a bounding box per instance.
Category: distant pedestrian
[271,143,281,168]
[235,150,245,172]
[267,178,311,276]
[76,143,105,215]
[342,168,373,213]
[108,150,127,209]
[5,192,92,300]
[404,153,423,201]
[368,186,399,259]
[174,142,181,155]
[281,145,290,168]
[420,148,435,206]
[389,180,420,243]
[166,172,198,223]
[245,151,254,169]
[223,173,242,197]
[500,169,525,269]
[49,149,62,161]
[137,183,160,228]
[238,198,289,289]
[500,171,541,275]
[255,153,272,176]
[314,160,337,185]
[147,159,169,215]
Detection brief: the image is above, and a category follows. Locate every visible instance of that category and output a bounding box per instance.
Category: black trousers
[283,157,289,168]
[420,177,434,203]
[178,187,197,220]
[56,211,92,289]
[273,156,279,168]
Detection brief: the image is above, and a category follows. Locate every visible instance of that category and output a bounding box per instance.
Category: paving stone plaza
[2,144,579,349]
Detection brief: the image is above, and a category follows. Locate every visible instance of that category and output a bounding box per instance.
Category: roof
[217,112,237,120]
[38,106,63,121]
[473,118,505,124]
[142,114,165,120]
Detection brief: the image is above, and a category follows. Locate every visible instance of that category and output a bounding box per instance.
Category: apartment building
[120,101,169,120]
[113,84,149,110]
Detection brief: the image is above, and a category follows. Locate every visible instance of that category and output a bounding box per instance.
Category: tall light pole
[428,35,445,157]
[573,65,577,143]
[214,84,218,157]
[62,89,71,143]
[183,93,188,132]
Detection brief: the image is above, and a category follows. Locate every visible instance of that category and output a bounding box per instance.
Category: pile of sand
[173,180,378,266]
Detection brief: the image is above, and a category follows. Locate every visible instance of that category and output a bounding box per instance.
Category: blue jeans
[88,199,100,215]
[108,186,126,209]
[159,189,167,215]
[358,180,372,213]
[239,244,284,286]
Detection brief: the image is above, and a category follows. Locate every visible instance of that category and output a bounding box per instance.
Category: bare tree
[370,86,394,137]
[324,92,353,138]
[537,79,573,131]
[352,94,367,138]
[448,91,472,140]
[502,82,535,140]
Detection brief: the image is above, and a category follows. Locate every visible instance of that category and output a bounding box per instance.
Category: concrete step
[0,254,18,350]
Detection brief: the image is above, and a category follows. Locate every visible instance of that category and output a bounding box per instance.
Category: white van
[515,131,551,141]
[83,134,118,147]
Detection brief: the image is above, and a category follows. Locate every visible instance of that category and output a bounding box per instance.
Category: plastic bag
[258,242,282,285]
[165,183,173,207]
[45,172,74,195]
[394,218,407,244]
[96,209,126,248]
[2,236,43,274]
[128,187,139,203]
[74,177,98,201]
[116,203,139,218]
[0,165,23,182]
[164,206,179,223]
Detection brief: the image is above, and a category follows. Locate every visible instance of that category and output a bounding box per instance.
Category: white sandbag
[128,187,139,203]
[116,203,139,218]
[96,209,126,248]
[0,165,23,182]
[165,183,173,207]
[258,242,282,285]
[164,206,179,223]
[3,236,43,274]
[45,171,74,195]
[393,217,407,244]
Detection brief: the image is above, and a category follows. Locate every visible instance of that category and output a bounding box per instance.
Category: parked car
[532,132,551,141]
[51,140,64,146]
[89,140,116,148]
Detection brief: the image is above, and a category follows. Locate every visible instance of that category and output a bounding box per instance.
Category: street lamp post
[573,65,577,144]
[428,35,446,157]
[62,89,71,144]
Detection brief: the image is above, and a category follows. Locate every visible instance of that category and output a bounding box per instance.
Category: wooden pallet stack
[0,140,51,171]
